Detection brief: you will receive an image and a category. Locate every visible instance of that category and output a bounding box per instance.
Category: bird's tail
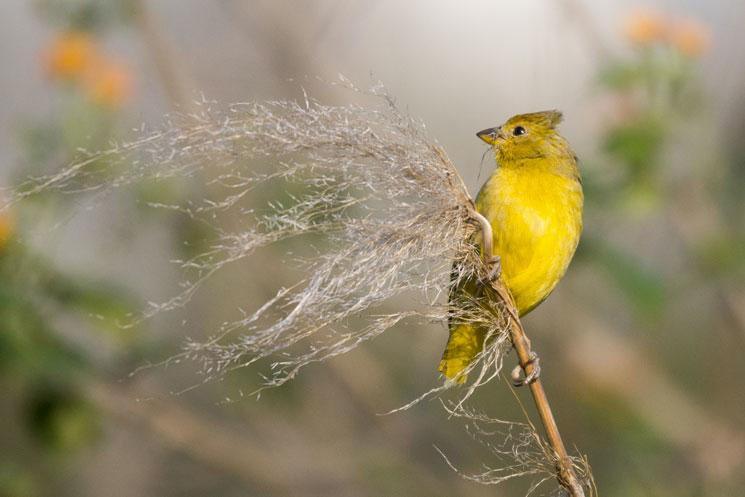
[438,322,487,383]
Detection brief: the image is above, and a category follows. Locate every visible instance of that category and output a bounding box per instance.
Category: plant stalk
[470,209,586,497]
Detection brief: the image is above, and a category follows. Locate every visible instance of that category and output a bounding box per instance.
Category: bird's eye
[512,126,526,136]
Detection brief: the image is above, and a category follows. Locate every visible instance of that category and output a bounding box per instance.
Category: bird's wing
[439,247,488,382]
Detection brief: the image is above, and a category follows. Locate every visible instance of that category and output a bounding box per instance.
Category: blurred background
[1,1,744,496]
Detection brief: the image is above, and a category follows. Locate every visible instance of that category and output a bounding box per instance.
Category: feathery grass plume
[4,82,512,398]
[438,401,595,496]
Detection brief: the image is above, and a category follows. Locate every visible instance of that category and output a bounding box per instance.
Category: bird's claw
[511,351,540,387]
[485,255,501,282]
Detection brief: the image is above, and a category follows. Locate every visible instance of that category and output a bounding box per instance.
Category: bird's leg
[467,208,501,282]
[511,351,541,386]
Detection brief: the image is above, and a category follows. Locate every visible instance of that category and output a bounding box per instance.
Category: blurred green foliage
[0,4,142,495]
[25,383,100,452]
[582,21,720,318]
[35,0,136,32]
[581,236,668,320]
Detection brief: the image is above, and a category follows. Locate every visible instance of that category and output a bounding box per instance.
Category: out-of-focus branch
[225,0,341,102]
[132,0,196,110]
[669,181,745,346]
[722,289,745,339]
[471,209,588,497]
[84,379,295,491]
[564,311,745,481]
[556,0,613,59]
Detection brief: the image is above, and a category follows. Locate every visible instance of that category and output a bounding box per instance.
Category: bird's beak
[476,127,501,145]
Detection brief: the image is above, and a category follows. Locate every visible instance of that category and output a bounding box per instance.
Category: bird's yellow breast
[475,160,583,315]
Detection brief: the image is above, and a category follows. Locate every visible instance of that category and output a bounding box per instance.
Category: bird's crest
[506,110,563,130]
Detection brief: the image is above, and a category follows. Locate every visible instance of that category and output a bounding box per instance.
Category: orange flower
[670,19,710,57]
[44,31,98,80]
[83,61,133,109]
[44,30,134,108]
[0,210,14,250]
[624,8,668,46]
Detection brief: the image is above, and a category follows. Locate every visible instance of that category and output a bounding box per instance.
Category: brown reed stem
[470,209,587,497]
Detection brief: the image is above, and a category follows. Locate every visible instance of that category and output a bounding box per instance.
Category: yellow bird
[439,110,583,382]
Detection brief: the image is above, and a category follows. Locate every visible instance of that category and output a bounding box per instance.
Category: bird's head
[477,110,570,163]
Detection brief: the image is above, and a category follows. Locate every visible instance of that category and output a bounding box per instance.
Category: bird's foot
[511,351,540,387]
[485,255,501,282]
